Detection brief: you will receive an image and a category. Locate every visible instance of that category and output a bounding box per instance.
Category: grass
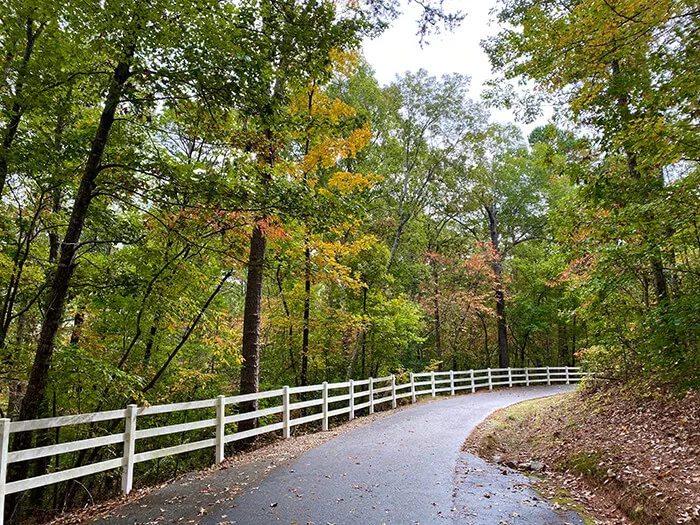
[545,484,598,525]
[465,394,567,460]
[560,451,609,484]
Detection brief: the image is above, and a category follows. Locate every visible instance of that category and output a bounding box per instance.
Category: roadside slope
[465,385,700,524]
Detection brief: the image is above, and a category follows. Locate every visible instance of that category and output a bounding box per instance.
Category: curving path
[90,385,583,525]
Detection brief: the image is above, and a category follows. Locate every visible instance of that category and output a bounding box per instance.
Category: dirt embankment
[464,383,700,525]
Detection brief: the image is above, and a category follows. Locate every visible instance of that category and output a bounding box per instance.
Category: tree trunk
[48,193,62,264]
[495,291,508,368]
[361,333,367,377]
[48,110,64,264]
[571,313,577,367]
[237,225,267,439]
[142,269,232,394]
[610,58,668,303]
[431,257,442,369]
[17,60,131,425]
[518,330,529,367]
[300,241,311,387]
[557,323,569,367]
[651,258,668,303]
[275,265,296,377]
[387,215,410,269]
[235,42,285,438]
[6,313,26,418]
[476,310,489,367]
[69,312,83,346]
[143,322,157,365]
[486,204,509,368]
[346,287,367,379]
[0,198,44,351]
[9,57,132,520]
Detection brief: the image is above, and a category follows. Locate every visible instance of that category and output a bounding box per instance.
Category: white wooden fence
[0,366,584,522]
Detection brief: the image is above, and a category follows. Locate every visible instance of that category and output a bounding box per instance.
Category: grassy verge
[464,386,700,524]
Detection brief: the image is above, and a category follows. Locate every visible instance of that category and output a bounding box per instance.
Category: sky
[361,0,550,137]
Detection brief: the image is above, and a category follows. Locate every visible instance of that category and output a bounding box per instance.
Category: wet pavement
[88,385,583,525]
[453,454,582,524]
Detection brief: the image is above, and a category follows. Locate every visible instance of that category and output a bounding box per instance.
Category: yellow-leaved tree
[267,49,384,388]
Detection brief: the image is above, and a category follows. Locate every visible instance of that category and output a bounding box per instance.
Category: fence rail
[0,366,585,522]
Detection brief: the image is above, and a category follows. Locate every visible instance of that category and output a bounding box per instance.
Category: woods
[0,0,698,520]
[484,0,699,386]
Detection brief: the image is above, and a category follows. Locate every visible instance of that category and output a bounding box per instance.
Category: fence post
[410,373,416,403]
[525,368,530,386]
[450,370,455,396]
[487,368,493,390]
[565,366,570,384]
[546,366,551,385]
[282,386,291,438]
[391,375,397,409]
[0,418,10,524]
[322,382,329,431]
[348,380,355,421]
[470,369,475,393]
[508,368,513,388]
[369,378,374,414]
[122,404,137,494]
[216,395,226,463]
[430,371,436,397]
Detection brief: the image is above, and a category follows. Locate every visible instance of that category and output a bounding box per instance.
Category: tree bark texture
[238,225,267,436]
[486,204,509,368]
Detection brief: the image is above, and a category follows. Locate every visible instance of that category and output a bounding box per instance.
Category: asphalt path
[203,385,583,525]
[87,385,583,525]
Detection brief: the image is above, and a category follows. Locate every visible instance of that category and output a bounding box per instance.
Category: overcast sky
[361,0,550,137]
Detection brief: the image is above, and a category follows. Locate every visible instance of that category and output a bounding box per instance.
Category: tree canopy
[0,0,697,518]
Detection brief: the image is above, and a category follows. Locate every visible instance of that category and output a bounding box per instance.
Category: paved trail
[90,386,583,525]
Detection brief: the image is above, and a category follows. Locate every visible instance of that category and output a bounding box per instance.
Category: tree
[486,0,699,386]
[380,70,480,269]
[233,0,378,439]
[449,124,553,367]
